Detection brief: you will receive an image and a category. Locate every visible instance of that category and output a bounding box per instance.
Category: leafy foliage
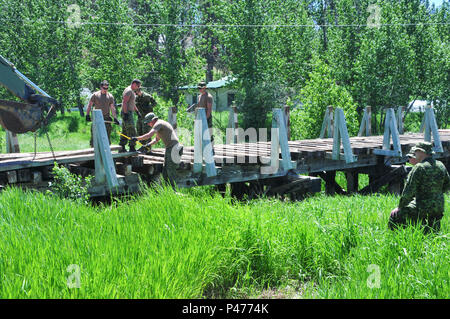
[48,163,93,204]
[0,0,448,137]
[290,58,359,140]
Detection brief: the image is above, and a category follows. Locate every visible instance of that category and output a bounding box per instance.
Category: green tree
[83,0,141,100]
[290,58,359,140]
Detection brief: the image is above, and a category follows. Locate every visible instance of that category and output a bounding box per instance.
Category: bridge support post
[420,105,443,153]
[284,105,291,141]
[271,108,294,172]
[358,106,372,137]
[332,108,357,163]
[6,130,20,153]
[193,108,217,177]
[345,170,359,193]
[92,109,119,189]
[320,106,334,138]
[373,108,402,158]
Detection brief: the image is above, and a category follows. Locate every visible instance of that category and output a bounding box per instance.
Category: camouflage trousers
[207,116,214,143]
[163,143,183,186]
[119,112,137,148]
[136,116,151,143]
[389,200,443,233]
[90,116,112,147]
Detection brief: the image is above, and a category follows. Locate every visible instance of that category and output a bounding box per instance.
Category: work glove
[86,114,91,122]
[138,145,151,154]
[114,118,120,125]
[123,113,129,121]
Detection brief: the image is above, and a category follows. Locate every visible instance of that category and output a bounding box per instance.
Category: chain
[32,131,37,161]
[31,127,56,162]
[45,131,57,161]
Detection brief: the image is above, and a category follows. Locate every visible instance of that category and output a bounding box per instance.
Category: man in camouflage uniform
[119,79,141,152]
[389,142,450,232]
[406,147,419,166]
[135,87,157,143]
[131,112,183,187]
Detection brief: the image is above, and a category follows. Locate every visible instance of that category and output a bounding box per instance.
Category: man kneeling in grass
[131,113,183,187]
[389,142,450,232]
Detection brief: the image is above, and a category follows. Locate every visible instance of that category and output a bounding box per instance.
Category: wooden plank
[425,106,444,153]
[6,130,20,153]
[388,108,402,157]
[284,105,291,140]
[93,110,119,188]
[332,108,356,163]
[6,170,17,183]
[200,108,217,177]
[358,106,372,137]
[193,114,203,173]
[320,106,333,138]
[273,108,293,170]
[266,118,280,174]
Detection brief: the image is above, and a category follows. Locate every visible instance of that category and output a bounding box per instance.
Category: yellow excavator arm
[0,54,61,133]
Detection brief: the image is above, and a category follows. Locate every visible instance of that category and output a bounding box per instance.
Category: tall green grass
[0,186,448,298]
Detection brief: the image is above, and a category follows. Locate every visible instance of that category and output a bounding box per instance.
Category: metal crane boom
[0,54,61,133]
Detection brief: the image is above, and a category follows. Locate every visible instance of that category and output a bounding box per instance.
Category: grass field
[0,110,448,299]
[0,185,448,299]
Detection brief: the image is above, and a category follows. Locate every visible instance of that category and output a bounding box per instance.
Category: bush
[235,75,289,132]
[47,163,93,204]
[290,58,359,140]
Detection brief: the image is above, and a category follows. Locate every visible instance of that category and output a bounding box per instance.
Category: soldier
[195,81,214,143]
[131,113,183,186]
[389,142,450,232]
[135,87,157,143]
[406,147,419,166]
[85,80,119,147]
[119,79,141,152]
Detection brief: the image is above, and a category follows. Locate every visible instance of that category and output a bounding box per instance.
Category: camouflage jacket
[136,92,157,117]
[399,158,450,214]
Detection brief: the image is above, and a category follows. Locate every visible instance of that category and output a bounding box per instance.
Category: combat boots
[119,145,127,153]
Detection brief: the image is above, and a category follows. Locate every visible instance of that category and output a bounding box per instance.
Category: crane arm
[0,54,61,133]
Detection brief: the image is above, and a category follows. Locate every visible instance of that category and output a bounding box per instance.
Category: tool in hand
[119,132,152,154]
[105,118,121,125]
[186,103,197,113]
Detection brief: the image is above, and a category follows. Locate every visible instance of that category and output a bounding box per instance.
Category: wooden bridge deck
[142,130,450,186]
[0,130,449,196]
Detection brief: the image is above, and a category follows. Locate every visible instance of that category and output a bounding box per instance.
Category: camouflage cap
[413,141,434,155]
[406,147,417,158]
[143,112,158,124]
